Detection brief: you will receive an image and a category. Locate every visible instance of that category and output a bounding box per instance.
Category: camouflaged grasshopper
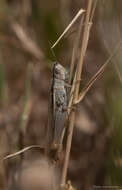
[47,48,68,156]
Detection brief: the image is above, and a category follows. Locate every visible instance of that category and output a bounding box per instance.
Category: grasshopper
[47,48,68,158]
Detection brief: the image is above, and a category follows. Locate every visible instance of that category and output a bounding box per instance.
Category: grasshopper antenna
[48,41,58,64]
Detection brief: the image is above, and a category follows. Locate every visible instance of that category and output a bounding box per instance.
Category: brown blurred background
[0,0,122,189]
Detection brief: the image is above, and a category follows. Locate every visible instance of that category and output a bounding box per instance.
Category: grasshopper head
[54,62,67,81]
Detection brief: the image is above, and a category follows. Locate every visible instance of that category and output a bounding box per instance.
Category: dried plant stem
[3,145,44,161]
[11,22,44,61]
[51,9,85,49]
[76,40,122,104]
[57,16,85,155]
[19,64,32,134]
[90,0,98,22]
[61,111,75,187]
[103,40,122,85]
[60,16,85,157]
[68,16,84,84]
[61,0,93,186]
[74,1,93,101]
[68,0,94,114]
[114,63,122,84]
[68,48,76,84]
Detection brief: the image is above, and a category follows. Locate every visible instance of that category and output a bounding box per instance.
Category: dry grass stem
[60,16,85,149]
[90,0,98,22]
[62,181,76,190]
[11,22,44,61]
[74,0,93,101]
[51,9,85,49]
[104,40,122,85]
[61,0,94,186]
[75,40,122,104]
[83,21,92,56]
[68,16,84,84]
[68,48,76,84]
[3,145,44,161]
[20,98,32,134]
[114,63,122,84]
